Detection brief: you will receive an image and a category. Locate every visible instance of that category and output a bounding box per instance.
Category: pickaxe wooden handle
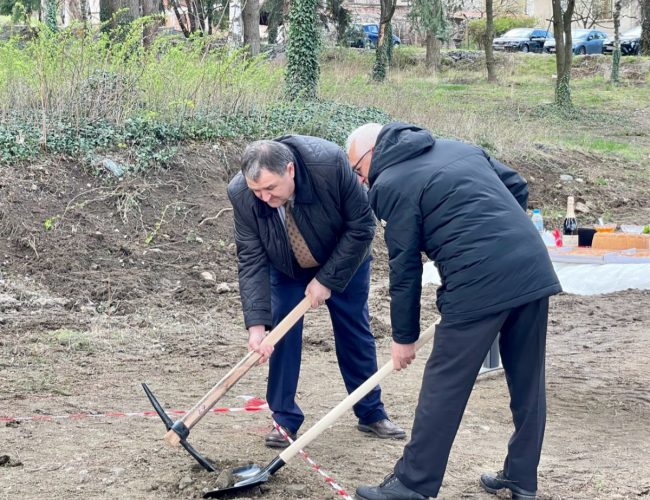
[164,296,312,446]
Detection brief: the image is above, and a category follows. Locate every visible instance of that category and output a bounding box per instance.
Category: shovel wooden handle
[165,296,312,446]
[279,318,440,463]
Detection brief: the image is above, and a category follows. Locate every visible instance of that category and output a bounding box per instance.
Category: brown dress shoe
[264,425,297,448]
[357,418,406,439]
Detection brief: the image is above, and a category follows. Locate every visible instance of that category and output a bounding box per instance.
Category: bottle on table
[563,196,579,247]
[531,209,544,233]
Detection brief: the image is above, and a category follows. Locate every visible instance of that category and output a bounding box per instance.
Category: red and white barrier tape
[273,421,354,500]
[0,397,269,423]
[1,400,352,499]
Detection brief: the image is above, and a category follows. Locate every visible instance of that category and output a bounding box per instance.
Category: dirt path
[1,150,649,499]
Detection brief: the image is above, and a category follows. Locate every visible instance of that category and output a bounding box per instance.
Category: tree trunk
[142,0,161,47]
[168,0,191,37]
[611,0,621,83]
[425,31,441,74]
[641,0,650,55]
[121,0,139,22]
[100,0,139,28]
[44,0,58,29]
[552,0,575,110]
[187,0,197,33]
[285,0,319,99]
[425,32,434,69]
[66,0,87,22]
[243,0,261,55]
[372,0,396,82]
[196,0,208,34]
[130,0,139,20]
[385,22,393,64]
[229,0,244,45]
[99,0,110,23]
[484,0,497,82]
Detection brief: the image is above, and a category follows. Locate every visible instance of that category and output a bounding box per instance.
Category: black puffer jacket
[368,123,561,343]
[228,135,376,329]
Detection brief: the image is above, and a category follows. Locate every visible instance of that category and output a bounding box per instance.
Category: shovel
[143,296,312,470]
[203,318,439,498]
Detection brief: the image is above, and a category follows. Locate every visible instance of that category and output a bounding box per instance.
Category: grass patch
[319,47,650,159]
[563,135,640,160]
[435,83,470,91]
[50,328,92,350]
[19,372,72,396]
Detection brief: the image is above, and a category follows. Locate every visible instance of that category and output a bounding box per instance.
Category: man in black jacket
[347,123,561,500]
[228,136,405,448]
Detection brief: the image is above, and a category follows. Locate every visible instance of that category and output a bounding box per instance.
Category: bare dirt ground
[1,145,649,500]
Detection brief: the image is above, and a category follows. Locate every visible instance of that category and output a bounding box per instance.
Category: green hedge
[0,100,391,169]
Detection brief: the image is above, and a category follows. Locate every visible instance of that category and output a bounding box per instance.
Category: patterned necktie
[285,202,319,268]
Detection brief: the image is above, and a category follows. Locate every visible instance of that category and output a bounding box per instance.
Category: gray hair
[345,123,384,154]
[241,140,295,181]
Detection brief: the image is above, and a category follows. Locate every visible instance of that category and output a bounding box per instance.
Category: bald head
[346,123,383,158]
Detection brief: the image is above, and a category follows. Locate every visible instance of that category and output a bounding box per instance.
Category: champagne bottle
[563,196,579,247]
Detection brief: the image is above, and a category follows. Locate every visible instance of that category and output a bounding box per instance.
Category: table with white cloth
[421,247,650,372]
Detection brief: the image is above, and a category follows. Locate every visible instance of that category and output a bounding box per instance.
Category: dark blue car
[544,29,608,55]
[350,23,401,48]
[492,28,552,53]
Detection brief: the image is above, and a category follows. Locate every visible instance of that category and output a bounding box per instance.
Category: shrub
[261,100,391,145]
[390,45,422,70]
[0,23,282,126]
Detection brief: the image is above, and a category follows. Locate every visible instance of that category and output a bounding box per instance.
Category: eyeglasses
[351,148,373,176]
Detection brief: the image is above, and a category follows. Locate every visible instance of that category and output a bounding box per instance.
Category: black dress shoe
[480,471,537,499]
[357,419,406,439]
[356,473,427,500]
[264,425,297,448]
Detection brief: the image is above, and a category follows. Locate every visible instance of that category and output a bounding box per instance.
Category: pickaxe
[143,296,312,471]
[203,318,440,497]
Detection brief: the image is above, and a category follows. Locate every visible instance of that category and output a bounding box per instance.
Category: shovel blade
[230,463,264,479]
[203,458,285,498]
[203,468,269,498]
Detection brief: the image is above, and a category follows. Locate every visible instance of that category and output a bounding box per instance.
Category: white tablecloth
[422,260,650,296]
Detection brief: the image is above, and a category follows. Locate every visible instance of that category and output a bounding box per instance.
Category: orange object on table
[591,232,650,250]
[594,223,617,233]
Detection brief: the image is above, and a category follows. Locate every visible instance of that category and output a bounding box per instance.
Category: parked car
[543,29,608,55]
[603,26,642,55]
[492,28,553,53]
[349,23,401,49]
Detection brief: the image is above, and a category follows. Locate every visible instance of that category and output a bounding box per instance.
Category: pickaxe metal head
[142,383,218,472]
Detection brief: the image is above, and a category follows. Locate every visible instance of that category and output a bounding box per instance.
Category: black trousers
[394,297,549,497]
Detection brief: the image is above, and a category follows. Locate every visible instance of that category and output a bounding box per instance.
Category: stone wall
[343,0,415,43]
